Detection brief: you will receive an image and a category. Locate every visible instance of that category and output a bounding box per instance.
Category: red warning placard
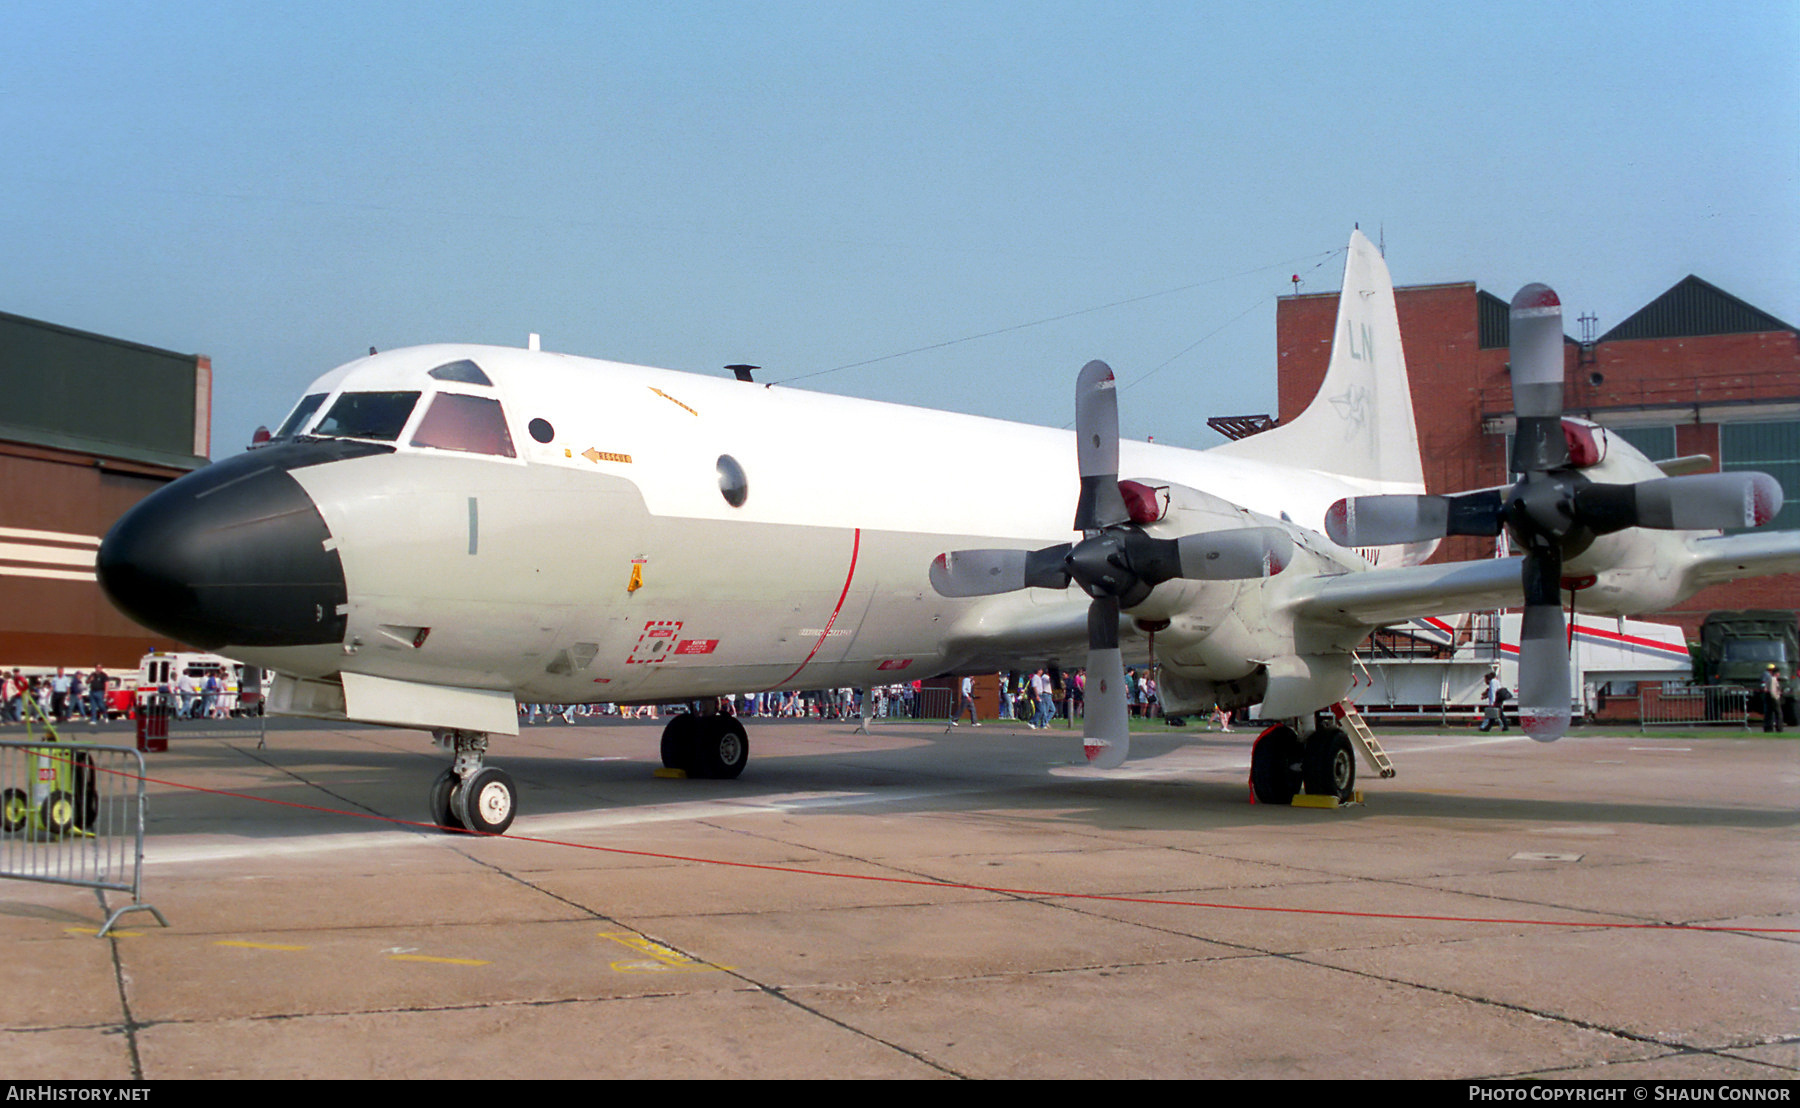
[627,620,683,664]
[674,639,718,655]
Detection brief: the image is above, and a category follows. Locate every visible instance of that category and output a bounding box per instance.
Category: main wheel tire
[1250,725,1304,805]
[660,713,702,772]
[453,766,516,835]
[690,716,749,780]
[428,767,467,833]
[1303,727,1356,802]
[0,787,27,833]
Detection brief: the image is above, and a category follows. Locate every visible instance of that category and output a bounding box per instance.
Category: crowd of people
[517,667,1242,730]
[974,666,1231,730]
[0,665,257,726]
[521,687,899,724]
[0,666,112,725]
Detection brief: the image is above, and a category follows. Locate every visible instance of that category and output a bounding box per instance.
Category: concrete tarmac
[1,715,1796,1080]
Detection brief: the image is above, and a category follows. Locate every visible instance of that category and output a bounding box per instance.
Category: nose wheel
[428,730,517,836]
[429,767,464,832]
[454,766,517,834]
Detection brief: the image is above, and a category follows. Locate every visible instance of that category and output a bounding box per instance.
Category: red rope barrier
[110,764,1800,936]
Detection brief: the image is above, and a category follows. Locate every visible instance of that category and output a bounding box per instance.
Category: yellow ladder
[1331,699,1396,779]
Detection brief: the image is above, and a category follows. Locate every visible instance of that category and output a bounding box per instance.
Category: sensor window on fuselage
[313,391,421,441]
[410,393,518,458]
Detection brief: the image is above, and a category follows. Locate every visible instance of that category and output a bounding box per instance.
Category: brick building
[1275,274,1800,637]
[0,310,208,666]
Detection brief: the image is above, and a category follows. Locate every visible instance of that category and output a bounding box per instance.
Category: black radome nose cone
[97,448,349,650]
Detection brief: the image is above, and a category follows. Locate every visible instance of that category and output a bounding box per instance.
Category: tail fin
[1212,229,1424,493]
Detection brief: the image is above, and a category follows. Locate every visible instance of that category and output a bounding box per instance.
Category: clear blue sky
[4,1,1795,455]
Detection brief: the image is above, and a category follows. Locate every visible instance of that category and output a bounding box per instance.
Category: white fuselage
[246,344,1396,703]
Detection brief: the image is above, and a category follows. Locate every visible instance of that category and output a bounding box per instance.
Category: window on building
[1721,420,1800,532]
[1609,425,1676,463]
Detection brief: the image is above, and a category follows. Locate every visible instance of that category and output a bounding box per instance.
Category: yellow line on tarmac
[599,931,729,972]
[387,954,490,966]
[215,940,310,952]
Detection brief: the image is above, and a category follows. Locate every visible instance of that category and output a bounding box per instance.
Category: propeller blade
[1509,283,1569,475]
[929,546,1071,597]
[1073,360,1131,532]
[1081,595,1130,769]
[1573,472,1784,534]
[1325,490,1506,547]
[1326,494,1449,547]
[1168,526,1292,580]
[1516,549,1571,742]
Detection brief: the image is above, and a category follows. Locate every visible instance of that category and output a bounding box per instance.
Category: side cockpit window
[273,393,327,439]
[313,391,421,441]
[409,393,517,458]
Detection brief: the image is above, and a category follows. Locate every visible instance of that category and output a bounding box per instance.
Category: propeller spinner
[1326,285,1783,741]
[930,360,1292,768]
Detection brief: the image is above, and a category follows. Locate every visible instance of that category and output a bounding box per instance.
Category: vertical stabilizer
[1213,229,1424,493]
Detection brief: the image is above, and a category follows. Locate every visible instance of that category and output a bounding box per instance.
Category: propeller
[1326,284,1784,742]
[930,359,1293,768]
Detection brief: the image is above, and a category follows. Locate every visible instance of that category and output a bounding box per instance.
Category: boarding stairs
[1331,699,1396,779]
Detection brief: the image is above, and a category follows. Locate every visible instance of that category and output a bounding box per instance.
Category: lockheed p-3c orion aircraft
[96,231,1800,835]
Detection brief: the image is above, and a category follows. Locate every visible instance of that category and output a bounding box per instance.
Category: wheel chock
[653,767,688,779]
[1290,791,1364,809]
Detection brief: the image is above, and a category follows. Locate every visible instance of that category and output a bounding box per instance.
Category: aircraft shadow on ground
[118,723,1800,843]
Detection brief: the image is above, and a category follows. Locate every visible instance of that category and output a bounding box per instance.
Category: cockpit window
[409,393,517,458]
[312,391,420,441]
[428,359,493,386]
[273,393,327,439]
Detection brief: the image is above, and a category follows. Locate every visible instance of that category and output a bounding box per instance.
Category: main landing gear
[424,710,750,837]
[1249,722,1356,805]
[428,730,517,836]
[659,711,749,779]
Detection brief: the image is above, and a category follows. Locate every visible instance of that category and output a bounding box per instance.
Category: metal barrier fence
[916,687,952,720]
[0,699,166,937]
[1637,684,1752,730]
[139,689,269,745]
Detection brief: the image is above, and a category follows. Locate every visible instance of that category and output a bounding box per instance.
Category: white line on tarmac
[143,733,1542,867]
[140,789,926,867]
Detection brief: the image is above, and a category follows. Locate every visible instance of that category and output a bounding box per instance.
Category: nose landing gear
[428,730,517,835]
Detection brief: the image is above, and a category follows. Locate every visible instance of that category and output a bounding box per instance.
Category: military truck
[1697,611,1799,687]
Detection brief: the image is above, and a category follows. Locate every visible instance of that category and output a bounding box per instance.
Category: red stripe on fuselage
[767,527,862,690]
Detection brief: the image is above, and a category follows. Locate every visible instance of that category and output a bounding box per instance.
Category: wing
[1283,557,1525,629]
[1681,530,1800,590]
[1289,528,1800,631]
